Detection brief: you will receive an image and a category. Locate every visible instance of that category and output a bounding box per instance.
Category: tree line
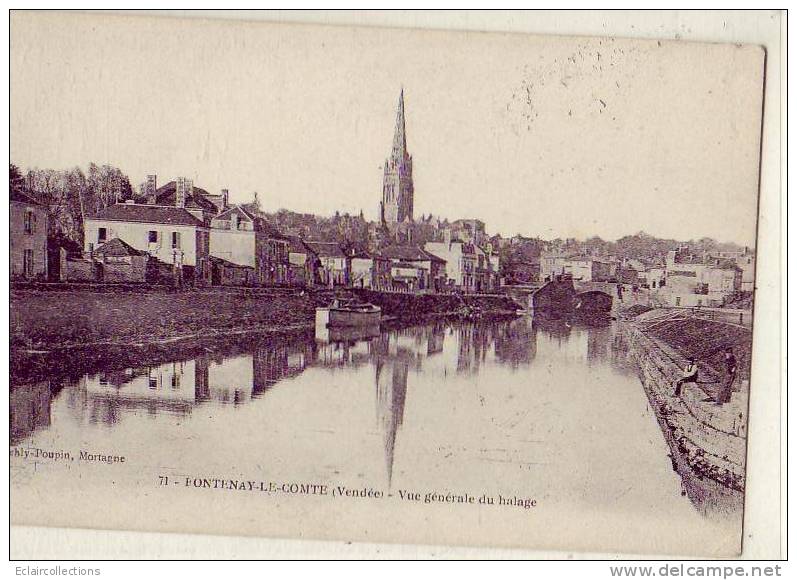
[10,162,132,247]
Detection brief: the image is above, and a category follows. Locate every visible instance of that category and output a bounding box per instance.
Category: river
[10,316,740,556]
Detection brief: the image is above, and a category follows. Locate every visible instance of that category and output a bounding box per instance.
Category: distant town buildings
[662,248,743,307]
[8,89,754,307]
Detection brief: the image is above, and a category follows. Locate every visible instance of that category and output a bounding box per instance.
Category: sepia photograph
[7,9,785,561]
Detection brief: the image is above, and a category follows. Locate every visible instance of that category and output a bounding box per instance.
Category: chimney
[176,177,191,209]
[146,174,157,204]
[221,188,229,209]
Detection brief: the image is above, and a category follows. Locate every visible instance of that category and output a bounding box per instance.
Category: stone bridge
[507,278,615,315]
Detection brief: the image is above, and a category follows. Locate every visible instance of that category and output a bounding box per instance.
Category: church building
[380,89,414,225]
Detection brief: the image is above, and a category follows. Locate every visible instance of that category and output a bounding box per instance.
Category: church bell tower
[380,89,414,224]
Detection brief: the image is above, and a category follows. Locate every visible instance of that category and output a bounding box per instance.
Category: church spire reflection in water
[374,358,408,487]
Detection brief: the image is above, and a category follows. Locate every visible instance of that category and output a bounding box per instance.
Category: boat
[315,324,381,344]
[315,299,382,329]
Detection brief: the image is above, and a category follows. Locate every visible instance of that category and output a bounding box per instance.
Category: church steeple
[391,88,407,160]
[381,88,414,225]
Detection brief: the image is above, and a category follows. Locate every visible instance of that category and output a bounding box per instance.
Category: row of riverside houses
[10,173,501,294]
[10,92,502,292]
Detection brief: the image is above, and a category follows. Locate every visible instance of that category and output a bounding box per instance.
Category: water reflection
[11,316,629,486]
[10,381,52,445]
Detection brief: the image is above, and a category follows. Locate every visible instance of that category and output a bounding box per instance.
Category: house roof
[709,258,742,271]
[564,254,591,262]
[212,205,287,239]
[90,203,206,227]
[513,259,541,267]
[209,255,254,270]
[154,181,218,213]
[304,241,346,258]
[345,242,384,260]
[381,245,446,263]
[204,193,227,210]
[393,261,427,270]
[672,254,705,265]
[355,250,390,261]
[240,201,264,217]
[94,237,147,257]
[286,236,314,255]
[214,205,253,223]
[10,190,42,206]
[667,269,698,278]
[255,219,289,240]
[589,256,616,264]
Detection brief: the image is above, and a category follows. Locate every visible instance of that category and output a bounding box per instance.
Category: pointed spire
[391,88,407,160]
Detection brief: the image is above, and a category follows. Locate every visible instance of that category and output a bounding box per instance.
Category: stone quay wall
[619,320,746,517]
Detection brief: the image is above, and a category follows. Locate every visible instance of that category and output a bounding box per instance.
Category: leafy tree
[23,163,133,244]
[9,164,25,195]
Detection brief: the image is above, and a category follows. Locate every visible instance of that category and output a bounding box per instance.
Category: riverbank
[619,309,751,517]
[10,285,520,383]
[10,286,320,384]
[350,288,520,318]
[11,285,520,351]
[11,286,320,352]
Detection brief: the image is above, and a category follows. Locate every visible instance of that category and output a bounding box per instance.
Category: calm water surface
[10,317,737,553]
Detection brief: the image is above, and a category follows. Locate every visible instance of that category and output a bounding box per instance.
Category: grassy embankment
[9,285,519,384]
[10,287,318,352]
[10,287,321,384]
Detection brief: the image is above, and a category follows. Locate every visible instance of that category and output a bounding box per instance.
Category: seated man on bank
[674,358,699,397]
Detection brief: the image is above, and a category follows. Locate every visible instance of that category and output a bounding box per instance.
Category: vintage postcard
[9,11,765,557]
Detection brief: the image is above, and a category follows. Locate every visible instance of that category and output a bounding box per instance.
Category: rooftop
[153,181,217,213]
[286,235,314,255]
[304,241,346,258]
[90,203,206,227]
[209,255,254,270]
[382,245,446,263]
[94,237,146,257]
[10,190,42,206]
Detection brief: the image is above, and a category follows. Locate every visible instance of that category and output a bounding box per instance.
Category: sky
[11,12,764,246]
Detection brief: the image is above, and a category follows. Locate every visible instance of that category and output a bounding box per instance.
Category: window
[24,210,34,234]
[148,230,158,243]
[98,227,107,243]
[172,232,181,249]
[675,296,681,306]
[23,249,33,277]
